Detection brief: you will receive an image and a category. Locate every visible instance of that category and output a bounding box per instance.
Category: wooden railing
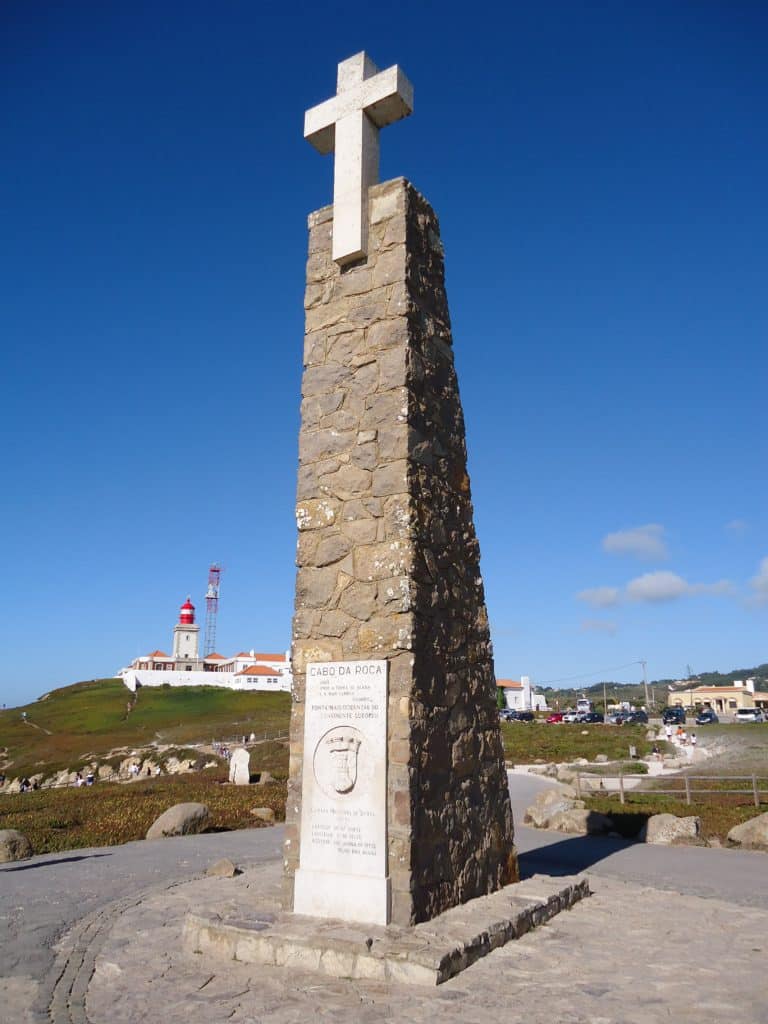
[575,771,768,808]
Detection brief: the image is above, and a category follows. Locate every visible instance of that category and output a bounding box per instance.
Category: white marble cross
[304,52,413,265]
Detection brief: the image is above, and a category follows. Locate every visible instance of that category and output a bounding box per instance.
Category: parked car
[695,709,719,725]
[662,707,686,725]
[582,712,604,724]
[562,710,581,723]
[624,710,649,725]
[546,712,564,724]
[735,707,765,723]
[499,709,518,722]
[515,711,535,723]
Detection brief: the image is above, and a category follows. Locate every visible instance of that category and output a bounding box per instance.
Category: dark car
[499,709,518,722]
[582,712,604,723]
[662,707,686,726]
[625,710,648,725]
[695,709,719,725]
[515,711,535,723]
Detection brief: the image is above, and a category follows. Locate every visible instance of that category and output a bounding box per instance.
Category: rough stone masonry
[284,177,517,926]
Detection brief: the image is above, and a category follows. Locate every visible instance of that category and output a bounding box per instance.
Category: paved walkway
[85,864,768,1024]
[2,777,767,1023]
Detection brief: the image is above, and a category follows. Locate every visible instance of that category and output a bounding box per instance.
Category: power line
[537,660,645,686]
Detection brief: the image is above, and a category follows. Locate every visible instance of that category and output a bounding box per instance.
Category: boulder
[595,754,608,763]
[251,807,276,824]
[0,829,32,862]
[556,766,576,784]
[640,813,701,845]
[146,802,210,840]
[229,747,251,786]
[523,789,585,828]
[727,812,768,851]
[574,757,589,766]
[206,858,240,878]
[254,771,274,786]
[548,809,613,835]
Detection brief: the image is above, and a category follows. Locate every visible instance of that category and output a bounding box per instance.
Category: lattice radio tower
[204,563,223,656]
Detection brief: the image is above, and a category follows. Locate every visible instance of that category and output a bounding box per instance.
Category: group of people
[664,723,697,748]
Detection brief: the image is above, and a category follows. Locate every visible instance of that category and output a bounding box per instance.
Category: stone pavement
[76,858,768,1024]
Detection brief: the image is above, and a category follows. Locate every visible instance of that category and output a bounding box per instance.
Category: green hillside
[0,678,291,779]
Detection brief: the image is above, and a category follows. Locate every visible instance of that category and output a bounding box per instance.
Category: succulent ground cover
[0,769,286,854]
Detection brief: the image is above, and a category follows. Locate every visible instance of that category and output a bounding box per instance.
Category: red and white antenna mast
[204,563,223,656]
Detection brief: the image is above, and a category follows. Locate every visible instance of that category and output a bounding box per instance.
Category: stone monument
[229,747,250,786]
[284,52,517,929]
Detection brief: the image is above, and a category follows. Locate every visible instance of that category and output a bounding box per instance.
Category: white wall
[120,669,291,694]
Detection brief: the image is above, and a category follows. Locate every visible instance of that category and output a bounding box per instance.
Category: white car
[735,708,765,723]
[562,711,581,723]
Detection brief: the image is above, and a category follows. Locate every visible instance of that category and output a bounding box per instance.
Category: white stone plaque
[293,659,389,925]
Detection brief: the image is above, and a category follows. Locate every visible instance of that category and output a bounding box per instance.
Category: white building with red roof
[118,597,291,694]
[496,675,547,712]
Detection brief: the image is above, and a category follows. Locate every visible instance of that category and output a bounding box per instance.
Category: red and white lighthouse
[172,595,200,664]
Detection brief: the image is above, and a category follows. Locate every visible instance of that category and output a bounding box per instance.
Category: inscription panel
[298,659,387,878]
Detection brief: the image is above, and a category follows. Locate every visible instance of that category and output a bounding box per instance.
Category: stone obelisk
[284,53,517,929]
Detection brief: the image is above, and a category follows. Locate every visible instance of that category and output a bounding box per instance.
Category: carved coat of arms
[314,726,363,797]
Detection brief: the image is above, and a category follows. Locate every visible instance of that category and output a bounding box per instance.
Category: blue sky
[2,1,766,707]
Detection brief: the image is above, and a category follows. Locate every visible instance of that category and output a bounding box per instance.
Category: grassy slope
[501,721,655,764]
[0,679,291,778]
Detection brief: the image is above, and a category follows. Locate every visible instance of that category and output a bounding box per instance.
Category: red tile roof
[250,653,287,662]
[236,665,282,677]
[148,650,170,658]
[204,653,225,660]
[496,679,522,689]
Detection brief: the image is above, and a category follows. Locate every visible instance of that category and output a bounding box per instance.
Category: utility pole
[641,659,650,710]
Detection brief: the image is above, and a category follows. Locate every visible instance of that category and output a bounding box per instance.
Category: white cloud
[602,524,668,561]
[626,571,733,603]
[577,586,621,608]
[750,557,768,604]
[580,619,617,635]
[725,519,748,533]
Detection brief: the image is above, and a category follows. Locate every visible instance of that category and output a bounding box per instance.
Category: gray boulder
[595,754,608,763]
[548,809,613,835]
[251,806,276,824]
[523,789,585,828]
[146,802,210,840]
[206,857,240,878]
[0,829,32,862]
[640,813,701,845]
[727,812,768,851]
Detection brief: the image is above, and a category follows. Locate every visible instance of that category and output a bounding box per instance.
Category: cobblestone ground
[84,860,768,1024]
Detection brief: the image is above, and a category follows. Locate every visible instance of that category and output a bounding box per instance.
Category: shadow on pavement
[0,852,113,872]
[520,833,636,878]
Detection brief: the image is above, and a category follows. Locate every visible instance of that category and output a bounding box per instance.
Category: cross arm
[304,65,414,155]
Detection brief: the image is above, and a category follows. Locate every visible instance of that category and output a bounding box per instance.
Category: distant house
[497,676,548,712]
[668,678,766,713]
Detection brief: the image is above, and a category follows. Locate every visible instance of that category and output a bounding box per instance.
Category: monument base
[183,874,590,985]
[294,868,391,926]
